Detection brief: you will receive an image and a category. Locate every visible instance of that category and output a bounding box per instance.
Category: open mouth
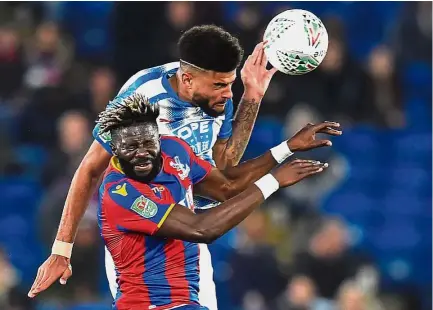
[134,162,152,172]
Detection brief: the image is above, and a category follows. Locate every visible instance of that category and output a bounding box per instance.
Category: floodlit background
[0,2,431,310]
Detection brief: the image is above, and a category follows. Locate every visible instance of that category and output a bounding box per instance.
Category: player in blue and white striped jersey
[30,25,279,309]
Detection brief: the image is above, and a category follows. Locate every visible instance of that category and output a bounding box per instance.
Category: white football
[263,9,328,75]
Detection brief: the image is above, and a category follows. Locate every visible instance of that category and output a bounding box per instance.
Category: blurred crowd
[0,2,431,310]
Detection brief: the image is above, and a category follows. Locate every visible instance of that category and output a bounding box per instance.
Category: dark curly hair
[96,93,159,135]
[178,25,244,72]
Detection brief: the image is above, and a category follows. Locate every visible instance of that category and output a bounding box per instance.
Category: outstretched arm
[212,42,278,169]
[157,159,327,243]
[28,159,325,298]
[198,122,342,202]
[28,141,110,298]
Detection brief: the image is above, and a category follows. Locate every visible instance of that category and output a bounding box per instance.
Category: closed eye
[214,83,227,88]
[214,81,234,89]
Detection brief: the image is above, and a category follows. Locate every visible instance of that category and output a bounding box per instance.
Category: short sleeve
[106,179,175,235]
[189,152,213,184]
[218,99,234,139]
[93,123,113,154]
[169,136,213,185]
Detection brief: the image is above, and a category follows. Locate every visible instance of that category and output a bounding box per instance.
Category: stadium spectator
[0,26,24,101]
[23,22,72,90]
[367,45,404,128]
[291,218,375,299]
[42,110,92,186]
[229,210,287,306]
[271,276,334,310]
[391,2,432,65]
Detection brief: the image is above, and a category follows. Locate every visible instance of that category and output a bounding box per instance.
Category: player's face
[190,70,236,117]
[112,123,162,182]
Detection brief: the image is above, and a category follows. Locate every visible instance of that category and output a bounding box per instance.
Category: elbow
[194,230,219,244]
[190,226,222,244]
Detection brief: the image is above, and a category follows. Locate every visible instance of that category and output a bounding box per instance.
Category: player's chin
[211,103,226,115]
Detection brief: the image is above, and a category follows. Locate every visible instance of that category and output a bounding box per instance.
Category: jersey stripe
[184,242,200,303]
[164,240,191,303]
[119,71,162,97]
[144,236,172,306]
[136,77,166,97]
[102,194,151,309]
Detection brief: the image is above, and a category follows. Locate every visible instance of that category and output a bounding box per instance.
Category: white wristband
[254,174,280,200]
[270,141,293,164]
[52,240,74,259]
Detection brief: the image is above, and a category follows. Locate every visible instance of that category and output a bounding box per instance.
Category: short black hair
[178,25,244,73]
[97,93,159,135]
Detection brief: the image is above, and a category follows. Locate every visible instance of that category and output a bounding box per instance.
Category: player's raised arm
[196,121,342,202]
[212,42,278,169]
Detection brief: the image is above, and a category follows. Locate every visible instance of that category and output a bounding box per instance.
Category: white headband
[179,59,208,72]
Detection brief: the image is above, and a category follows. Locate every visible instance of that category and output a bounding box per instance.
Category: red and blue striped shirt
[98,136,212,310]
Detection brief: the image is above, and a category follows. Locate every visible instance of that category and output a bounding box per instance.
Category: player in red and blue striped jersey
[93,93,335,310]
[100,136,211,310]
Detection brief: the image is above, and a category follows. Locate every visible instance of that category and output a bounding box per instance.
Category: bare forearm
[224,91,262,167]
[55,165,101,242]
[55,142,110,243]
[160,160,326,244]
[221,151,277,199]
[195,185,265,243]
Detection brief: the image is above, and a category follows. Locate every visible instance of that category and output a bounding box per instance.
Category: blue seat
[404,99,432,130]
[382,194,425,216]
[243,117,283,160]
[0,179,42,218]
[403,62,432,97]
[371,221,421,251]
[389,167,429,192]
[14,144,48,179]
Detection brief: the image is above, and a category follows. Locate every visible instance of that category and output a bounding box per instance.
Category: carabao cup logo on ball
[264,9,329,75]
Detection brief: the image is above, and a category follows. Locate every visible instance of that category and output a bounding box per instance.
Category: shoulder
[117,62,179,96]
[161,135,194,158]
[105,176,155,209]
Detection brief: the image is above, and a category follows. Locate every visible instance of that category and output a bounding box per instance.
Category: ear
[110,142,117,155]
[181,72,193,89]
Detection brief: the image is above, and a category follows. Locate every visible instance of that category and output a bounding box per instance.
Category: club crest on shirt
[169,156,190,180]
[131,195,158,218]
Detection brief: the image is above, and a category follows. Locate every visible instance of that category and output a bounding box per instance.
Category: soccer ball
[263,9,328,75]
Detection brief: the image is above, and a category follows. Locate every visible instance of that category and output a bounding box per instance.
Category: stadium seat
[327,124,431,288]
[403,62,432,98]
